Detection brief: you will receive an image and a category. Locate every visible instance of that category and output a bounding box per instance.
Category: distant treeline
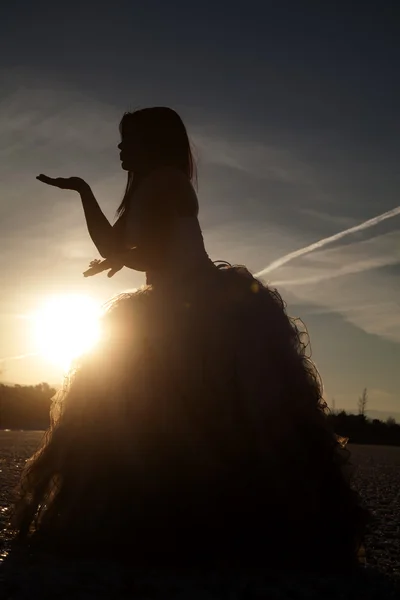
[1,383,400,445]
[327,411,400,446]
[0,383,54,430]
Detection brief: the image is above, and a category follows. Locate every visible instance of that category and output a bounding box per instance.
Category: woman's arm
[83,247,149,278]
[79,183,121,258]
[83,192,171,278]
[37,175,121,258]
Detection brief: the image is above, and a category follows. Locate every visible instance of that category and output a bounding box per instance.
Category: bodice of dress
[146,215,212,287]
[124,169,213,287]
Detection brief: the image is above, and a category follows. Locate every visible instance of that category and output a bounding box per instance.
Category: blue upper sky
[0,1,399,417]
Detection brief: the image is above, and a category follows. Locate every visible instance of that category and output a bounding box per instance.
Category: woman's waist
[146,254,214,286]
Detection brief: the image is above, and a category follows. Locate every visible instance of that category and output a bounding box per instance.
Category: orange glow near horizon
[33,294,101,372]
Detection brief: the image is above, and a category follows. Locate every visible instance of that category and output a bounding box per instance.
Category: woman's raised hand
[36,174,88,192]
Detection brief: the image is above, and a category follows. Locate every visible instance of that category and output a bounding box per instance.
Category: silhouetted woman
[12,107,367,575]
[37,107,212,287]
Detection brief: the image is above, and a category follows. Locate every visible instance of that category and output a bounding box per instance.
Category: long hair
[117,107,197,217]
[11,266,368,571]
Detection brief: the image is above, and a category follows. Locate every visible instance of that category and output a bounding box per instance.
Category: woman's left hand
[37,174,88,193]
[83,258,123,278]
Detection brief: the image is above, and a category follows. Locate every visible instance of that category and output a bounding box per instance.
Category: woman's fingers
[83,258,115,277]
[107,265,123,278]
[37,174,56,185]
[36,174,67,188]
[36,175,84,190]
[83,258,123,278]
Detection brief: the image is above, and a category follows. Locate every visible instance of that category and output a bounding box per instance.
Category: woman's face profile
[118,134,141,172]
[118,118,147,172]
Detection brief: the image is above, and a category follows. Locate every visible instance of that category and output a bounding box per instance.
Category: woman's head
[117,107,196,215]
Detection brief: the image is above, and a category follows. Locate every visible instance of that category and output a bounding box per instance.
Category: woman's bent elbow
[98,240,121,259]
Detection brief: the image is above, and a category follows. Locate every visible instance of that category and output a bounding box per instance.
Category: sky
[0,1,399,418]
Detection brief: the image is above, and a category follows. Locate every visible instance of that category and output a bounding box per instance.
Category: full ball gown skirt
[13,264,367,572]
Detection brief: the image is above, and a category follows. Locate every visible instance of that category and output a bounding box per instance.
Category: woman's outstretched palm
[37,174,87,192]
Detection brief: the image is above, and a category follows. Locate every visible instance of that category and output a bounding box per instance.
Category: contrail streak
[0,352,37,363]
[255,205,400,278]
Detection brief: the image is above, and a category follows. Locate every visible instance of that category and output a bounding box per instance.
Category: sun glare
[34,294,101,371]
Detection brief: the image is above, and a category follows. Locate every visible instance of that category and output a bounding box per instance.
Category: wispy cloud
[194,133,311,185]
[255,205,400,278]
[267,230,400,342]
[0,352,37,363]
[298,208,354,229]
[271,230,400,287]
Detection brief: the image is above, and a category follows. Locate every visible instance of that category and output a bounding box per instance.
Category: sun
[34,294,101,371]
